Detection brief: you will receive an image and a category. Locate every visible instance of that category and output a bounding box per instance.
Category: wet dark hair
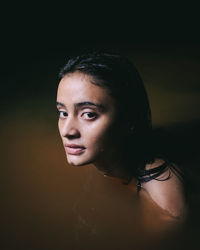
[58,52,183,188]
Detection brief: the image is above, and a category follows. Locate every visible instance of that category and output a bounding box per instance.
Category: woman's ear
[130,125,135,133]
[127,120,135,134]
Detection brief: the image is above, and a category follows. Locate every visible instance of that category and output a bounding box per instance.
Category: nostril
[65,128,81,139]
[66,133,80,139]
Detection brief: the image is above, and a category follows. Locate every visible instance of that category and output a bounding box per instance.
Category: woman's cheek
[95,125,115,150]
[83,116,117,148]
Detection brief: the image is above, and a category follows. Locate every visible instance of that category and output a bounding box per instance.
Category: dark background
[1,3,200,250]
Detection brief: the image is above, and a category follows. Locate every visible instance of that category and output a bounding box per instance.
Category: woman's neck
[93,156,133,183]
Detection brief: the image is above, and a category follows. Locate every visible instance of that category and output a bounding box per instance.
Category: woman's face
[56,71,120,167]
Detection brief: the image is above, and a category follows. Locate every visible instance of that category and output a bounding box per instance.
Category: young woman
[56,52,188,225]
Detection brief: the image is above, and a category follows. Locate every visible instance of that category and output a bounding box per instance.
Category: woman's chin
[66,155,92,167]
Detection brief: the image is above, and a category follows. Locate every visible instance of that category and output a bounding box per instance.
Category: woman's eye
[58,111,68,119]
[82,112,98,120]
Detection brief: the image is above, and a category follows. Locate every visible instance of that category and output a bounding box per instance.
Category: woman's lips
[65,144,86,155]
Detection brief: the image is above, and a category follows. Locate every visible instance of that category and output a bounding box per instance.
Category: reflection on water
[1,116,200,250]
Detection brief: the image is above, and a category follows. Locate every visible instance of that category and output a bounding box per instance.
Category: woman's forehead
[57,72,115,107]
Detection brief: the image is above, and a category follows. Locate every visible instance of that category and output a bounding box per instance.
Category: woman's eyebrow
[56,101,105,111]
[75,101,105,110]
[56,101,65,107]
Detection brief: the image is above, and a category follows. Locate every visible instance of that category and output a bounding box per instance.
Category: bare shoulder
[141,158,188,219]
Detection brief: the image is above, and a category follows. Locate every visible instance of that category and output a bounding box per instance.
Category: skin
[57,71,187,219]
[142,159,188,219]
[57,71,130,179]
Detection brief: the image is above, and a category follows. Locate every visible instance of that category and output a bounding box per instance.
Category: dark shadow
[152,119,200,192]
[153,119,200,163]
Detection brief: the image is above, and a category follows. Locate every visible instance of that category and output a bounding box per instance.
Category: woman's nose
[60,118,80,139]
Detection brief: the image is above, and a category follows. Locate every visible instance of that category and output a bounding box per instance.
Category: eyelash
[58,110,68,119]
[82,112,98,120]
[57,111,98,120]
